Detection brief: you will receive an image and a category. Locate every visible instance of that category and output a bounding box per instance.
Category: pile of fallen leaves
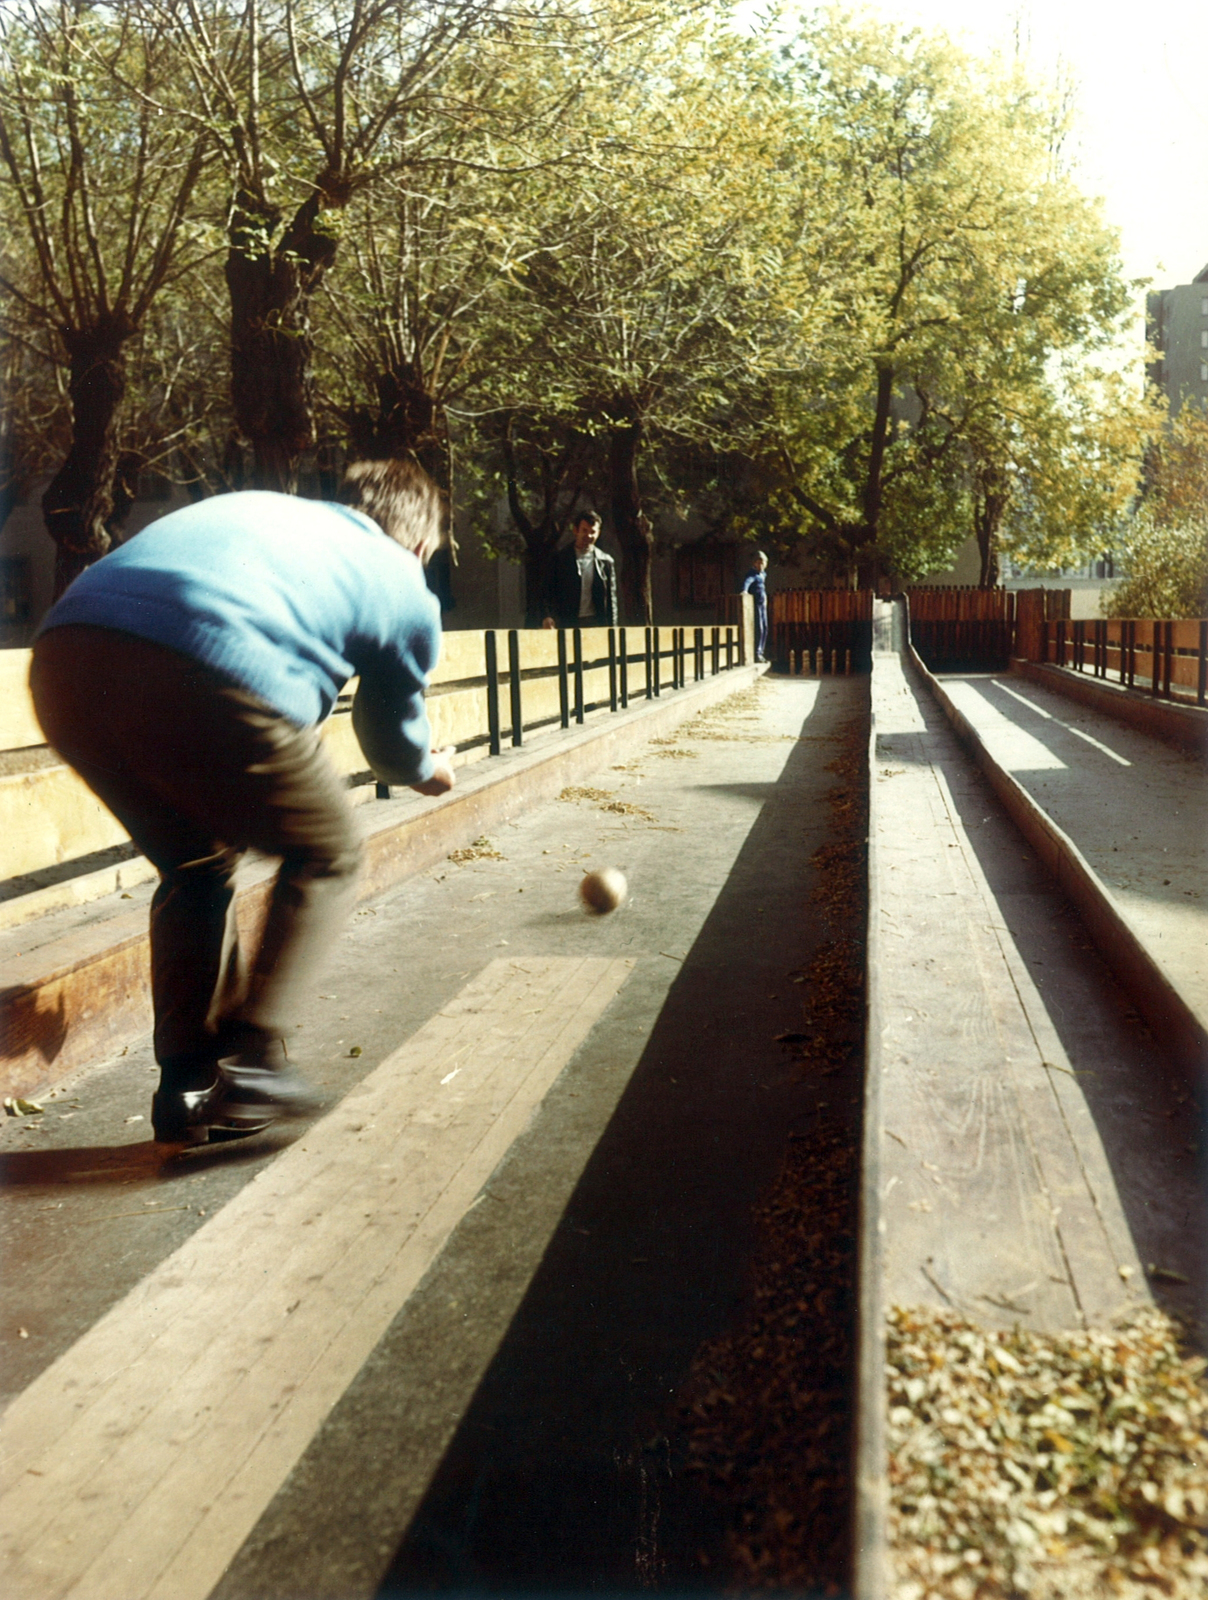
[888,1305,1208,1599]
[447,835,504,864]
[679,1118,858,1590]
[557,785,657,822]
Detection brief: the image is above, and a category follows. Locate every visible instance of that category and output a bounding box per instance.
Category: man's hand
[410,747,456,796]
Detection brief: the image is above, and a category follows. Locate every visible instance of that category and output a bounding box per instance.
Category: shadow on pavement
[377,694,866,1596]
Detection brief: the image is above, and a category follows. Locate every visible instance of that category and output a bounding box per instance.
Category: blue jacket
[38,491,441,785]
[741,569,767,611]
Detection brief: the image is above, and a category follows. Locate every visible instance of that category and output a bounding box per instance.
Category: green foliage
[1105,406,1208,618]
[0,0,1151,593]
[1105,513,1208,620]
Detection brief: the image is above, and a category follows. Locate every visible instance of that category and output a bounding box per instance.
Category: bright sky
[862,0,1208,296]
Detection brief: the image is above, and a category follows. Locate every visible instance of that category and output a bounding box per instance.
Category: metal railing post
[508,629,523,747]
[572,627,585,723]
[711,625,720,675]
[485,631,502,756]
[608,628,618,712]
[644,627,653,699]
[1150,621,1160,698]
[1199,620,1207,707]
[620,627,629,708]
[558,629,570,726]
[694,627,704,681]
[652,626,661,696]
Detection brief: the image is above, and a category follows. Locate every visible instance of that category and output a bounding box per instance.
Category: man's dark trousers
[30,627,361,1087]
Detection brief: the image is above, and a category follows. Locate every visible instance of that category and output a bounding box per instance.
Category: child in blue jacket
[742,551,769,662]
[31,458,453,1143]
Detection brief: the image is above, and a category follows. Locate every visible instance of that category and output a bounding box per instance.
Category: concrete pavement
[0,674,867,1600]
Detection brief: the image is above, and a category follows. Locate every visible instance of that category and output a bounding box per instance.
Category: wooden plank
[1171,620,1202,652]
[426,684,490,749]
[0,955,634,1600]
[0,765,132,878]
[0,650,42,752]
[873,655,1144,1332]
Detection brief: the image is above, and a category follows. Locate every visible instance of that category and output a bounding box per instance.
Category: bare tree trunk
[500,416,560,626]
[42,316,134,597]
[343,366,445,485]
[226,183,348,492]
[974,469,1007,588]
[609,418,654,625]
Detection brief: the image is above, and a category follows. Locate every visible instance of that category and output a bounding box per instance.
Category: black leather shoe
[211,1062,322,1128]
[151,1080,272,1145]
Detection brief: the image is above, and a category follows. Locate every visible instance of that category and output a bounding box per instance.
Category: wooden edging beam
[0,664,764,1102]
[852,609,888,1600]
[914,645,1207,1081]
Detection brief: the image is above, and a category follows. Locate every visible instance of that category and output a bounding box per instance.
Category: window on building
[1201,330,1208,348]
[1202,296,1208,315]
[1,556,32,624]
[675,541,734,606]
[1201,362,1208,383]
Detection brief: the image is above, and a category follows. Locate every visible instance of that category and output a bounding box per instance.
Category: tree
[484,16,841,621]
[1106,405,1208,618]
[740,15,1140,586]
[0,1,211,592]
[149,0,499,492]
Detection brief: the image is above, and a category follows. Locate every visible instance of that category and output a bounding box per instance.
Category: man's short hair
[574,510,602,529]
[341,458,443,558]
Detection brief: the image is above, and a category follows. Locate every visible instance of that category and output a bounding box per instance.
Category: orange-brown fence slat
[1041,616,1208,707]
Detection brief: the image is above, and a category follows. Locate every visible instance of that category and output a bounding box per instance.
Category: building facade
[1147,261,1208,415]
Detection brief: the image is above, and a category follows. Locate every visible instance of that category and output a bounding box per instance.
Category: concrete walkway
[940,671,1207,1032]
[871,652,1205,1336]
[0,674,863,1600]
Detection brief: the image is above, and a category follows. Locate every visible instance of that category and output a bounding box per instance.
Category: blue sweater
[39,491,441,784]
[741,569,767,611]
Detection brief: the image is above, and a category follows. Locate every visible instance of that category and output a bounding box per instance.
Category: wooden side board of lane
[871,650,1145,1333]
[0,954,635,1600]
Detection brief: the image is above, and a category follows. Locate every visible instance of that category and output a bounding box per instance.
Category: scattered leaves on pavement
[888,1304,1208,1600]
[447,836,505,864]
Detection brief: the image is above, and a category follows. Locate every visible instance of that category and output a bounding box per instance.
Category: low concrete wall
[1,663,763,1100]
[1011,658,1208,758]
[1,620,748,926]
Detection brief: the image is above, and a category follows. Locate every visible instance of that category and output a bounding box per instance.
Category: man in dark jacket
[543,512,619,628]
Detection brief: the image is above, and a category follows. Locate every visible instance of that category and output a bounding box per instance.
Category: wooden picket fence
[1043,617,1208,706]
[769,589,874,673]
[905,586,1020,672]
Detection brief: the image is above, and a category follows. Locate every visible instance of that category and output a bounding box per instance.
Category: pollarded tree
[0,1,211,592]
[144,0,521,492]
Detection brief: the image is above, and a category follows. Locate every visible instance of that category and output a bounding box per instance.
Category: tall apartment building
[1147,261,1208,415]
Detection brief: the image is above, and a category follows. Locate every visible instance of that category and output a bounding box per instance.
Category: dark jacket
[547,543,619,628]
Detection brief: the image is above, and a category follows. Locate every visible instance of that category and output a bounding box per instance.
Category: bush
[1105,513,1208,619]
